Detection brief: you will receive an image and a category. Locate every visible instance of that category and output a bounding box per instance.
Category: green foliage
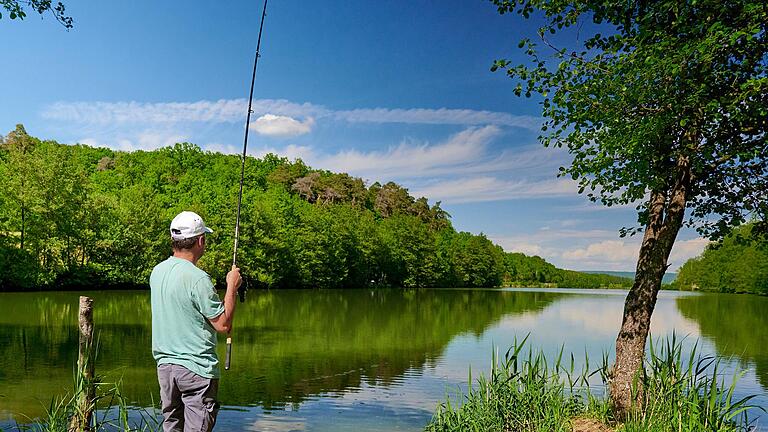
[0,0,72,28]
[426,337,756,432]
[503,252,632,288]
[492,0,767,240]
[0,127,522,290]
[0,126,633,291]
[674,224,768,294]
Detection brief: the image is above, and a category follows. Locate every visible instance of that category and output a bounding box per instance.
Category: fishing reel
[237,277,248,303]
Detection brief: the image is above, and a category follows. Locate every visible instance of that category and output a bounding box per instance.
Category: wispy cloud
[334,107,541,128]
[42,98,541,130]
[195,125,568,204]
[411,177,576,203]
[315,125,502,179]
[44,99,567,208]
[42,99,323,124]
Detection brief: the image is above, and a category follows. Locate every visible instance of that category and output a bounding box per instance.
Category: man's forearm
[222,284,238,330]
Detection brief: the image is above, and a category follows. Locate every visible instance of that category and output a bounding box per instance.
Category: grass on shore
[425,335,760,432]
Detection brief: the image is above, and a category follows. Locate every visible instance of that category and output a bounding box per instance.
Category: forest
[674,223,767,295]
[0,125,631,291]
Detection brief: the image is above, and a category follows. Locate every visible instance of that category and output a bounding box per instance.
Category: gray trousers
[157,363,220,432]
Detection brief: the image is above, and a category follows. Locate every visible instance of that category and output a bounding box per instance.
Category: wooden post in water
[69,296,95,432]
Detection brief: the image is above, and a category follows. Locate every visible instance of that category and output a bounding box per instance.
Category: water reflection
[4,289,765,431]
[677,293,768,388]
[0,289,564,421]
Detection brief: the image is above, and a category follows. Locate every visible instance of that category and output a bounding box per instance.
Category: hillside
[1,125,632,291]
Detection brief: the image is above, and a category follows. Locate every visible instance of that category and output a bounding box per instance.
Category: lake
[0,288,766,431]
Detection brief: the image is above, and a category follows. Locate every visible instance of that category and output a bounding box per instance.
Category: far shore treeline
[673,223,767,295]
[1,125,629,291]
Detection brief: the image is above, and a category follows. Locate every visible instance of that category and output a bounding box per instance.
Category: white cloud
[505,242,545,256]
[250,114,314,137]
[43,99,326,125]
[669,238,709,269]
[316,125,501,179]
[199,125,570,205]
[490,228,708,272]
[206,142,314,161]
[42,99,541,130]
[334,107,541,129]
[562,240,639,267]
[78,138,102,148]
[558,237,708,272]
[411,177,576,203]
[251,144,313,161]
[77,130,188,152]
[490,229,616,260]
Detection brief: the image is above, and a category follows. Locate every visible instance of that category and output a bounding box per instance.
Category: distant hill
[504,254,633,289]
[583,271,677,284]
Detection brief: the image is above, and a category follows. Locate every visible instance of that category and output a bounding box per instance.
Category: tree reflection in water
[0,288,563,420]
[677,293,768,389]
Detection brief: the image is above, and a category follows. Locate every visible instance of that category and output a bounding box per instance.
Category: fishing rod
[226,0,268,371]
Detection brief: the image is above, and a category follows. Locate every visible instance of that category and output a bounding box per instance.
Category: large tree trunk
[610,156,691,418]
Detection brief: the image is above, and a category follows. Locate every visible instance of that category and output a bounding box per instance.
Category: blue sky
[0,0,707,271]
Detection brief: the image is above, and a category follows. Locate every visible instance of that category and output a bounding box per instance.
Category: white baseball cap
[170,211,213,240]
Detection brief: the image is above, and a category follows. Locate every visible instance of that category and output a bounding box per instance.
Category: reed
[425,335,760,432]
[13,360,160,431]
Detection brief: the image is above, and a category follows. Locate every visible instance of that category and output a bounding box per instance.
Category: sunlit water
[0,288,766,431]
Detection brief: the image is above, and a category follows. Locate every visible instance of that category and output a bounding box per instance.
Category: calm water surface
[0,288,766,431]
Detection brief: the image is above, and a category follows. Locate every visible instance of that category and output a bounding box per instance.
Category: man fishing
[150,210,242,432]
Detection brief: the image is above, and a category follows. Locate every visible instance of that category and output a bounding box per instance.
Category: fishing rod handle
[224,336,232,370]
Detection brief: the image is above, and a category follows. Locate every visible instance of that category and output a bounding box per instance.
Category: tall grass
[622,336,758,432]
[426,335,761,432]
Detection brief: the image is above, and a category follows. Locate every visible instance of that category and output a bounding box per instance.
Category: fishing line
[226,0,268,371]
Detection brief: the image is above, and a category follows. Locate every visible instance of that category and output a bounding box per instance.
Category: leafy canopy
[492,0,767,239]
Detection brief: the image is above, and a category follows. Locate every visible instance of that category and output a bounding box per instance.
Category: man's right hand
[211,266,240,334]
[227,266,242,290]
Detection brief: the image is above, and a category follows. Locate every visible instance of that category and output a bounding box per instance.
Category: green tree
[674,224,768,294]
[0,125,37,252]
[1,0,72,27]
[492,0,768,415]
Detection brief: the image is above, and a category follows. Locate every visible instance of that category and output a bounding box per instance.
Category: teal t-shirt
[150,256,225,378]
